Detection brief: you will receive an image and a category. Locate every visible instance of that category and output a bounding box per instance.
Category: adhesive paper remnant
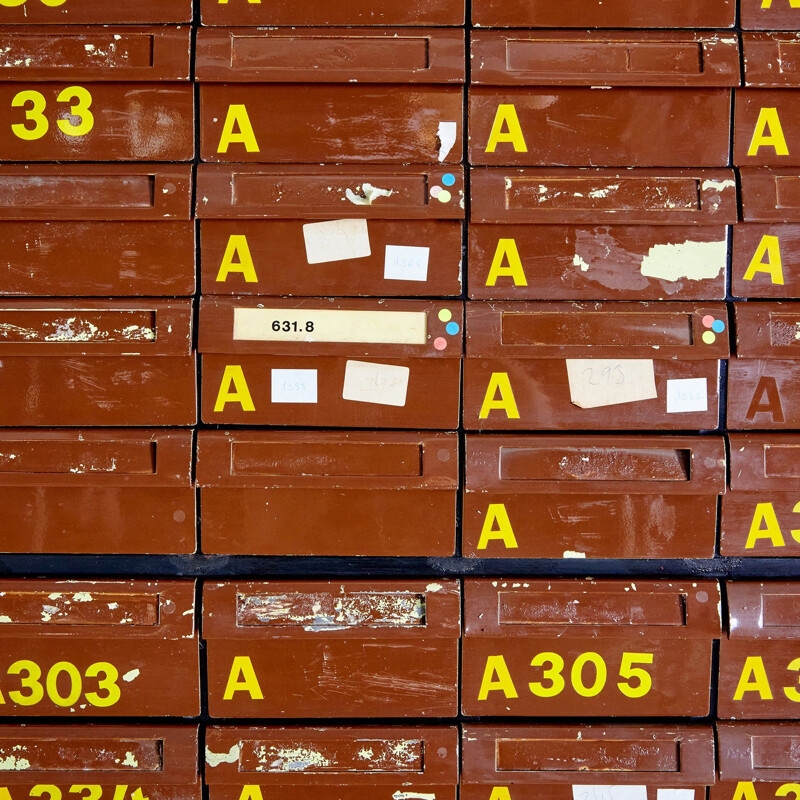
[566,359,657,409]
[640,239,726,282]
[205,744,241,768]
[271,369,318,404]
[345,183,393,206]
[437,121,458,162]
[666,378,707,413]
[303,219,370,264]
[573,788,647,800]
[658,791,695,800]
[343,360,409,407]
[384,245,430,282]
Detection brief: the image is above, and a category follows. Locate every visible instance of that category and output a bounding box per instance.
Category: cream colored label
[233,308,427,345]
[573,788,647,800]
[342,360,409,407]
[566,359,657,409]
[302,219,370,264]
[666,377,707,413]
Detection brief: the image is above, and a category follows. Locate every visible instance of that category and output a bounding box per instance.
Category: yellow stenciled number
[618,652,654,698]
[7,660,44,706]
[30,787,62,800]
[776,785,800,800]
[528,652,566,697]
[784,657,800,702]
[46,662,82,707]
[571,652,607,698]
[70,787,102,800]
[84,661,121,708]
[56,86,93,137]
[11,90,48,141]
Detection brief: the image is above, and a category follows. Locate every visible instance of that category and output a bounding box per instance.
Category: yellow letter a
[478,655,518,700]
[218,105,260,154]
[215,365,255,412]
[486,239,527,287]
[216,235,258,283]
[733,656,773,700]
[745,503,786,549]
[223,656,264,700]
[479,373,520,419]
[478,504,518,550]
[489,789,512,800]
[485,104,528,153]
[238,789,264,800]
[743,235,784,285]
[748,108,789,156]
[731,783,758,800]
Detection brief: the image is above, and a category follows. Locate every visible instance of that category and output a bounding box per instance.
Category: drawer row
[0,298,796,429]
[3,82,800,167]
[1,722,798,800]
[0,0,795,30]
[1,429,798,559]
[0,578,796,719]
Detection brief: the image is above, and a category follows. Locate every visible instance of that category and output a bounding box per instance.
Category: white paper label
[657,791,694,800]
[573,787,647,800]
[566,359,657,409]
[666,377,708,413]
[271,369,317,404]
[384,245,430,282]
[437,121,458,162]
[233,308,427,345]
[302,219,371,264]
[342,360,409,407]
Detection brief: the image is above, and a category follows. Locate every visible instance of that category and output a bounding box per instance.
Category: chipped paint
[206,744,241,767]
[701,179,736,192]
[0,755,31,771]
[639,239,726,282]
[122,668,140,682]
[572,254,590,272]
[345,183,393,206]
[267,746,331,772]
[563,551,587,559]
[392,793,436,800]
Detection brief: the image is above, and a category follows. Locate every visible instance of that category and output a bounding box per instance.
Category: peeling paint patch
[640,240,726,282]
[206,744,240,767]
[122,669,140,682]
[345,183,393,206]
[393,792,436,800]
[701,179,736,192]
[563,551,587,559]
[0,755,31,771]
[573,254,590,272]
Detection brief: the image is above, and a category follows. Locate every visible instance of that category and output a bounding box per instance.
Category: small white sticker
[566,359,657,409]
[658,791,694,800]
[343,360,409,407]
[573,788,647,800]
[271,369,317,404]
[384,245,430,282]
[666,377,708,413]
[302,219,370,264]
[437,121,458,162]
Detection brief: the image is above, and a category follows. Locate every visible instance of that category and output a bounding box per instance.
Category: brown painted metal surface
[719,582,800,719]
[0,299,196,426]
[201,219,462,297]
[0,221,195,296]
[732,224,800,298]
[0,27,191,81]
[197,166,465,221]
[199,0,464,27]
[464,435,724,559]
[469,224,728,300]
[728,302,800,430]
[0,429,195,555]
[471,32,740,87]
[0,579,199,717]
[0,0,191,25]
[199,298,462,429]
[463,301,727,431]
[205,725,458,800]
[0,165,192,220]
[203,580,460,719]
[735,91,800,166]
[722,434,800,557]
[0,725,200,800]
[0,83,193,161]
[461,579,721,717]
[462,724,716,800]
[744,34,800,88]
[196,28,465,83]
[715,722,800,800]
[742,0,800,31]
[469,89,731,167]
[200,85,462,164]
[197,430,457,556]
[471,168,738,225]
[471,0,734,29]
[741,168,800,222]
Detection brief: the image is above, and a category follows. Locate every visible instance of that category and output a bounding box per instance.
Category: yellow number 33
[12,86,94,140]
